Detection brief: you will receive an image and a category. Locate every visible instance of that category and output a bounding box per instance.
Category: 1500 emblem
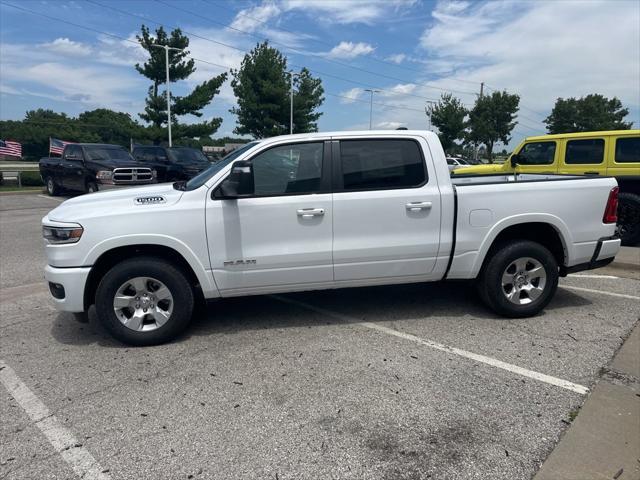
[135,196,166,205]
[224,259,257,266]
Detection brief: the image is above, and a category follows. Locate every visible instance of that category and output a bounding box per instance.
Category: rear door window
[614,137,640,163]
[565,139,605,164]
[339,139,426,191]
[517,141,556,165]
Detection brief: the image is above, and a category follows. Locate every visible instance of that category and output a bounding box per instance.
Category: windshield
[85,146,134,162]
[183,142,259,191]
[168,148,209,164]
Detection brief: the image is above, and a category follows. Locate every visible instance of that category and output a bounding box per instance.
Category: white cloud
[420,0,640,119]
[326,41,375,59]
[230,2,281,32]
[284,0,417,24]
[386,53,406,64]
[338,87,364,104]
[382,83,417,96]
[376,121,407,129]
[41,38,92,57]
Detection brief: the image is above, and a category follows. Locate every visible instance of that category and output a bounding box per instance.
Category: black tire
[95,257,194,346]
[86,181,98,194]
[477,240,558,318]
[617,193,640,246]
[45,176,59,196]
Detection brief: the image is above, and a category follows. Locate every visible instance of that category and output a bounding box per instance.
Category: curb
[0,189,45,196]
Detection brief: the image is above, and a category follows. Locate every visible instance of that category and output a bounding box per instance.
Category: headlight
[96,170,113,183]
[43,225,84,244]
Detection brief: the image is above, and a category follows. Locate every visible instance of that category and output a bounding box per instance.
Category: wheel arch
[83,243,215,311]
[472,217,570,278]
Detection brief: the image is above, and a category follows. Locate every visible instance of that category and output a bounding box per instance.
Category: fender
[83,233,220,298]
[469,213,573,278]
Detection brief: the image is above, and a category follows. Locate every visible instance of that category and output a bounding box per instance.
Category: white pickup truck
[42,131,621,345]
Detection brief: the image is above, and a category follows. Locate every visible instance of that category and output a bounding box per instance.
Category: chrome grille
[112,167,154,184]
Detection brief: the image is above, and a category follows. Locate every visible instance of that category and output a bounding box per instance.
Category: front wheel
[45,176,59,196]
[86,181,98,194]
[477,240,559,318]
[95,257,194,346]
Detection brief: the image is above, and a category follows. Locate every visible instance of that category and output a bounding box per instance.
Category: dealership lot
[1,193,638,480]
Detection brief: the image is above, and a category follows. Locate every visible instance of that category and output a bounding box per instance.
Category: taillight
[603,186,619,224]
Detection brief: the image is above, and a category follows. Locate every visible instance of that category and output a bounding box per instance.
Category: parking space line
[0,360,111,480]
[568,274,620,279]
[37,194,64,202]
[560,285,640,301]
[273,296,590,395]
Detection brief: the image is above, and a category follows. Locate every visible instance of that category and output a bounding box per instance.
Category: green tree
[231,42,324,138]
[428,93,467,152]
[467,90,520,162]
[544,94,633,133]
[78,109,146,146]
[136,25,227,142]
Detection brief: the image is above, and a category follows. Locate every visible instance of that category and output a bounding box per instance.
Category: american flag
[50,137,76,156]
[0,139,22,158]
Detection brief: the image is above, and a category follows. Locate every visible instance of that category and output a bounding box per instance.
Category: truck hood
[47,183,184,223]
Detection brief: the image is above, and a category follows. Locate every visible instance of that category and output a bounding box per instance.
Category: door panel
[332,138,442,281]
[206,140,333,292]
[513,140,559,174]
[61,146,85,191]
[207,195,333,290]
[607,135,640,177]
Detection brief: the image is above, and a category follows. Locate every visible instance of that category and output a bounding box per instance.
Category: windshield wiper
[173,180,187,191]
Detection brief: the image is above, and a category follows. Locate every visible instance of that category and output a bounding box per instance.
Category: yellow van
[453,130,640,245]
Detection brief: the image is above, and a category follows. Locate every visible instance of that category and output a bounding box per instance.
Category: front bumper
[561,236,621,276]
[97,182,155,191]
[44,265,91,312]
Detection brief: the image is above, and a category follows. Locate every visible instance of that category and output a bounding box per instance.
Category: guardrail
[0,162,39,171]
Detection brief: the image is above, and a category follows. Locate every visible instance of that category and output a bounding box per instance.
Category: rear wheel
[46,177,59,196]
[617,193,640,246]
[477,240,558,318]
[95,257,194,346]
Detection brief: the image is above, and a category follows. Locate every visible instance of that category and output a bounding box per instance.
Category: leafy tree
[231,42,324,138]
[467,90,520,162]
[427,93,467,152]
[78,109,146,146]
[136,25,227,142]
[544,94,633,133]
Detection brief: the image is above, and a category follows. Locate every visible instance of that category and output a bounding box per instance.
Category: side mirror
[214,160,254,199]
[510,153,520,168]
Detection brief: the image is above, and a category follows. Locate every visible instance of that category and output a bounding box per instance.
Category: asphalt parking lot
[1,193,638,480]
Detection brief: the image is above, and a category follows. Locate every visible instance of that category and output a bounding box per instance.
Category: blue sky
[1,0,639,146]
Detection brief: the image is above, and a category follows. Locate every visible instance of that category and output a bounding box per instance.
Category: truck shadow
[50,281,593,347]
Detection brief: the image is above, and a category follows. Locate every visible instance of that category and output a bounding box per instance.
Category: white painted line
[0,360,111,480]
[273,296,590,395]
[561,285,640,301]
[568,274,620,279]
[37,194,64,202]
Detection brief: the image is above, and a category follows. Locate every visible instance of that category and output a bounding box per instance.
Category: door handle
[406,201,432,211]
[297,208,325,218]
[584,171,599,175]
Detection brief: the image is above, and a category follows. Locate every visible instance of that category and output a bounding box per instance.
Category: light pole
[425,101,436,131]
[364,89,380,130]
[288,71,300,135]
[151,44,183,147]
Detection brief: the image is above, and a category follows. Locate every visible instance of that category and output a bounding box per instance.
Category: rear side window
[565,139,604,164]
[339,139,426,191]
[517,141,556,165]
[615,137,640,163]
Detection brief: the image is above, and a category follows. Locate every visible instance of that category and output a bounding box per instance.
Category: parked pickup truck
[40,143,157,195]
[42,131,621,345]
[131,145,211,182]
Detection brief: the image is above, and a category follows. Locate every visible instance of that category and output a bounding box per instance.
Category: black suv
[132,146,211,182]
